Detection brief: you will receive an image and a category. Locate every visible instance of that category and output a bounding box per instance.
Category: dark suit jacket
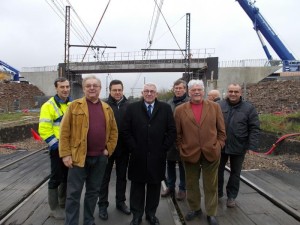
[121,99,176,184]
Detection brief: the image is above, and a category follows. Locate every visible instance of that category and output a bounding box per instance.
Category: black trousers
[130,181,161,219]
[49,148,68,189]
[98,151,129,208]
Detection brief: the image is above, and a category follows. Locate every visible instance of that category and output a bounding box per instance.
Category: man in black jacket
[122,82,176,225]
[218,84,260,208]
[98,80,131,220]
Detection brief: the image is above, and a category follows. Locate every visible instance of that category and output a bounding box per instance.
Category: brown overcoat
[174,100,226,163]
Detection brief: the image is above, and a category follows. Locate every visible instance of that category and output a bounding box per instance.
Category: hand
[62,156,73,168]
[103,149,109,156]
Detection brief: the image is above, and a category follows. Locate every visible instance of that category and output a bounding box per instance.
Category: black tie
[147,105,152,117]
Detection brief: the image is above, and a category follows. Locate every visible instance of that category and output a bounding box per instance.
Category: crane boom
[237,0,300,72]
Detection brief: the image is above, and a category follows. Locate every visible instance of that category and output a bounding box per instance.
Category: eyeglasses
[143,90,156,94]
[85,84,101,89]
[189,88,204,92]
[228,90,240,94]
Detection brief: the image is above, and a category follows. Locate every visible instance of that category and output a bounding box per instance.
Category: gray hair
[82,75,101,86]
[144,82,158,91]
[187,79,204,90]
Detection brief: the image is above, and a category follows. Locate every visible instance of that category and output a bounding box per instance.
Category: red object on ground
[30,128,43,141]
[0,144,17,150]
[264,133,300,155]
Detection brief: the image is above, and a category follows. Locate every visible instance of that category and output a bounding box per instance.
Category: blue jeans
[64,155,107,225]
[166,160,186,191]
[218,153,245,199]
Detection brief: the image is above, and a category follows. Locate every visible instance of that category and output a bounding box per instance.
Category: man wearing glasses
[122,83,176,225]
[59,75,118,225]
[218,83,260,208]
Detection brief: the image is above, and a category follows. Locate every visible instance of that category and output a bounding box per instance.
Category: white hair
[187,79,204,90]
[144,82,158,91]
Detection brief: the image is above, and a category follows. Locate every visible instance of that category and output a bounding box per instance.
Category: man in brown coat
[174,79,226,225]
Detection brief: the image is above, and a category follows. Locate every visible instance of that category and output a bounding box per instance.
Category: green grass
[0,112,39,122]
[259,112,300,135]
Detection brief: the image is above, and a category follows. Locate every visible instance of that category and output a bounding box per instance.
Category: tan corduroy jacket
[59,97,118,167]
[174,100,226,163]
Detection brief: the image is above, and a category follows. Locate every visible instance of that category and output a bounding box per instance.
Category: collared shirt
[145,102,154,114]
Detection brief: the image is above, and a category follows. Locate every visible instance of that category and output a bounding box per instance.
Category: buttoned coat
[121,99,176,184]
[174,100,226,163]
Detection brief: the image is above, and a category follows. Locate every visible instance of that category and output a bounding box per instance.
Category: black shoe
[130,217,142,225]
[116,202,131,215]
[145,215,160,225]
[185,209,202,221]
[98,207,108,220]
[207,216,219,225]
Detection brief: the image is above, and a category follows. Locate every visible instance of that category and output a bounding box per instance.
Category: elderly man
[218,84,260,208]
[122,82,176,225]
[207,89,221,102]
[59,75,118,225]
[174,79,226,225]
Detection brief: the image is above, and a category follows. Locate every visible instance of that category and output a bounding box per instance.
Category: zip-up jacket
[38,95,71,150]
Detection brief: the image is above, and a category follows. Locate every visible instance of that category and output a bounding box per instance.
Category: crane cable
[82,0,111,62]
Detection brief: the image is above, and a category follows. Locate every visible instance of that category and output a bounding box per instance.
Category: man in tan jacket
[59,75,118,225]
[174,79,226,225]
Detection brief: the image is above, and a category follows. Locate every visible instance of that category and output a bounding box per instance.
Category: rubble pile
[0,82,45,112]
[246,80,300,114]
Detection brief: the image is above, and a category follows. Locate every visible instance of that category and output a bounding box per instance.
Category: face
[110,84,123,101]
[173,83,186,98]
[188,84,205,104]
[142,84,158,104]
[207,92,215,101]
[83,78,101,102]
[56,80,70,101]
[227,84,242,104]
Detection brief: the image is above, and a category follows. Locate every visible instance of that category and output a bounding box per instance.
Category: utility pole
[185,13,191,77]
[64,6,70,79]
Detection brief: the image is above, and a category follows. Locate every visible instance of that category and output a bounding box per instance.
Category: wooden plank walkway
[1,151,300,225]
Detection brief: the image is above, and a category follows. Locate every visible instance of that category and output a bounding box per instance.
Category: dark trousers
[130,181,161,219]
[98,151,129,208]
[166,160,186,191]
[218,153,245,199]
[49,149,68,189]
[64,156,107,225]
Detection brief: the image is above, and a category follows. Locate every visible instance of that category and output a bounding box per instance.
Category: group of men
[38,75,260,225]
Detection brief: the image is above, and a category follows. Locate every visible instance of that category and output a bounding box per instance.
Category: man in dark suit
[122,82,176,225]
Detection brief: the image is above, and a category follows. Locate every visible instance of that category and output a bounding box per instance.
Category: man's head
[188,79,205,104]
[82,75,101,103]
[207,89,221,102]
[54,77,70,101]
[173,79,187,98]
[142,83,158,104]
[226,83,242,104]
[109,79,124,101]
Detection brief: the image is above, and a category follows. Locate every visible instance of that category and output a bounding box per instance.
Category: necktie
[147,105,152,117]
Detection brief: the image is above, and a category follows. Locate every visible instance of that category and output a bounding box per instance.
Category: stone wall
[0,123,38,143]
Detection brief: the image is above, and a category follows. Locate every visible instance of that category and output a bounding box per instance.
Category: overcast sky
[1,0,300,97]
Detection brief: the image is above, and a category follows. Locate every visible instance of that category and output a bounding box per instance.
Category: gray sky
[1,0,300,97]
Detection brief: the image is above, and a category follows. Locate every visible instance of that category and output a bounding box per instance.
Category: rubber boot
[58,182,67,208]
[48,188,65,220]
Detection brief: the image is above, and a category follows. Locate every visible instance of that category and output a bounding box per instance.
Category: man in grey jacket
[218,83,260,208]
[161,79,189,201]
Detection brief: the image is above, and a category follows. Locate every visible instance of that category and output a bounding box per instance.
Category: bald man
[207,90,221,102]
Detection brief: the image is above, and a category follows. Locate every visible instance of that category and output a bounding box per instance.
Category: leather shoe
[160,188,174,197]
[145,215,160,225]
[130,217,142,225]
[185,209,202,221]
[207,216,219,225]
[116,202,131,215]
[98,207,108,220]
[176,190,186,201]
